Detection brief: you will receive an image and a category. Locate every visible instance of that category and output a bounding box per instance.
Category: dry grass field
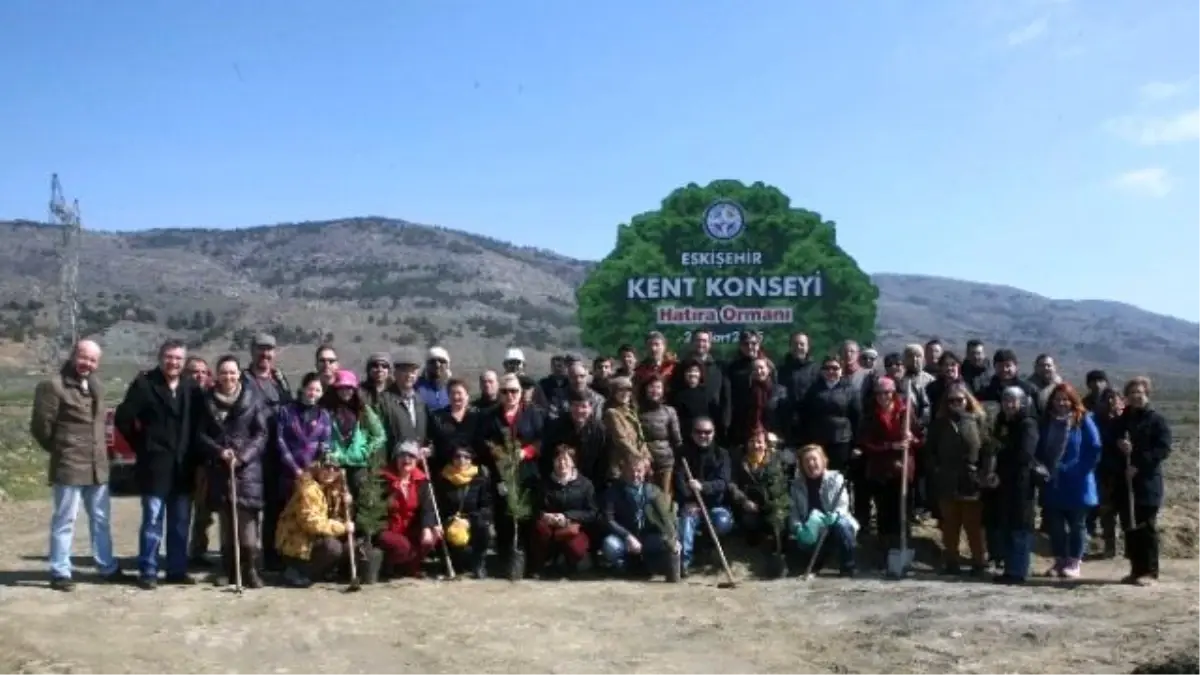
[0,374,1195,674]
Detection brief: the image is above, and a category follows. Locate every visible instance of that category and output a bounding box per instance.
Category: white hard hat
[504,347,525,362]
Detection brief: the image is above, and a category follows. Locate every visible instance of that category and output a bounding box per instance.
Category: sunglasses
[369,362,390,370]
[501,388,520,394]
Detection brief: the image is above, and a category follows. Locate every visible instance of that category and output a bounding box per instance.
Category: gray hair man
[30,340,126,591]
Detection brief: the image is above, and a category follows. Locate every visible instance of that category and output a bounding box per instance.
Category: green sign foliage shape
[576,180,879,360]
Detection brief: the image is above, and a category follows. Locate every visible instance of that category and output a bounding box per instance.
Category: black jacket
[988,411,1039,530]
[429,407,485,471]
[538,473,599,525]
[114,368,203,498]
[960,362,992,398]
[1109,407,1172,507]
[196,385,270,510]
[800,379,862,450]
[435,466,493,526]
[674,442,732,510]
[539,416,609,487]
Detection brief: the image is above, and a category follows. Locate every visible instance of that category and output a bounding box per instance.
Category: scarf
[623,481,648,530]
[332,405,358,440]
[746,448,768,471]
[874,398,904,439]
[948,408,983,461]
[442,462,479,487]
[745,380,771,430]
[211,384,242,423]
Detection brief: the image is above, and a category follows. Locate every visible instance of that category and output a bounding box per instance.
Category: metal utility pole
[47,173,82,368]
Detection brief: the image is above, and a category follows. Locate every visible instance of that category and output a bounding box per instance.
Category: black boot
[243,549,264,589]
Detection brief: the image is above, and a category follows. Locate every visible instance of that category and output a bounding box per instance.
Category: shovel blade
[886,548,915,577]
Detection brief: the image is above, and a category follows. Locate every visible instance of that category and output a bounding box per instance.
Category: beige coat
[30,365,107,486]
[603,404,648,472]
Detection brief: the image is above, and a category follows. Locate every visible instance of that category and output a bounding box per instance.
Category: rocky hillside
[0,217,1194,382]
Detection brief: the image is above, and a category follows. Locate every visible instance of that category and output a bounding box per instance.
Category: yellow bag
[445,515,471,548]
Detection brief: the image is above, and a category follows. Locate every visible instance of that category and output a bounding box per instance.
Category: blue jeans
[1045,507,1088,560]
[601,532,669,573]
[795,519,857,570]
[49,484,118,579]
[678,506,734,569]
[138,494,192,579]
[1001,528,1034,580]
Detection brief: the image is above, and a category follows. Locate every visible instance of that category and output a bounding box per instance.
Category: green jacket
[327,407,386,468]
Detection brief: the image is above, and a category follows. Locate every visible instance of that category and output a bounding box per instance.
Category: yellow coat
[275,475,347,561]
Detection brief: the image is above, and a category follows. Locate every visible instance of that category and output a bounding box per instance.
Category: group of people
[30,328,1174,593]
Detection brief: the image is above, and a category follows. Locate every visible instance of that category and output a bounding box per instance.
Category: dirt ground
[2,408,1196,674]
[0,498,1195,675]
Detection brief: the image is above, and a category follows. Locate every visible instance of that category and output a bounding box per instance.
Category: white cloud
[1138,80,1192,103]
[1111,168,1174,198]
[1103,108,1200,146]
[1006,17,1048,46]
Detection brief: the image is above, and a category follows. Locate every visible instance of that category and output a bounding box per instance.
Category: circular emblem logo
[702,200,745,241]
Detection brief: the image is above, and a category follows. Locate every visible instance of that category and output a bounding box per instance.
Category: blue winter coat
[1037,413,1102,510]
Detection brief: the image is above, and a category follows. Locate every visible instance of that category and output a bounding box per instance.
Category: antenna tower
[47,173,82,368]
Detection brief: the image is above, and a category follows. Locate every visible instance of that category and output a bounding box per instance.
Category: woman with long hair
[728,357,787,447]
[277,372,332,507]
[925,382,992,576]
[1038,382,1102,579]
[319,370,386,504]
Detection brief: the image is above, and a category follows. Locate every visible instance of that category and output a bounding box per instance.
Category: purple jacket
[277,402,332,489]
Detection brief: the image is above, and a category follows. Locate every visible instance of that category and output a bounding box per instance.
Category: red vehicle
[105,409,137,493]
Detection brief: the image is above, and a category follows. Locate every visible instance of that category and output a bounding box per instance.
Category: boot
[212,549,233,587]
[243,549,264,589]
[282,564,313,588]
[470,551,488,580]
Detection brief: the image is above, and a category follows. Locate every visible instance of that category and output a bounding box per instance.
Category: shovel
[681,459,737,589]
[419,453,457,580]
[341,471,362,593]
[804,480,848,581]
[886,380,916,578]
[227,464,244,595]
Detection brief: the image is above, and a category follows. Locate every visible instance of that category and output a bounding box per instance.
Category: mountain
[0,217,1194,385]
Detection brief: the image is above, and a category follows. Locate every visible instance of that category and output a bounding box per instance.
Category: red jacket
[633,357,677,391]
[860,398,921,483]
[381,468,434,534]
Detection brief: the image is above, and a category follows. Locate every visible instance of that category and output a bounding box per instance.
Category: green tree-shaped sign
[576,180,878,360]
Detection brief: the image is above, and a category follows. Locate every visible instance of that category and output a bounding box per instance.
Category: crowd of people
[30,328,1174,593]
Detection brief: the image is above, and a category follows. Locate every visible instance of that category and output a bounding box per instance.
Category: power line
[46,173,81,369]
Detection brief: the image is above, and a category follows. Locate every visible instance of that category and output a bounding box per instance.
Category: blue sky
[1,0,1197,321]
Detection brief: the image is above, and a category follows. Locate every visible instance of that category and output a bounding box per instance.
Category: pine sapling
[763,457,792,556]
[492,431,533,554]
[353,447,388,541]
